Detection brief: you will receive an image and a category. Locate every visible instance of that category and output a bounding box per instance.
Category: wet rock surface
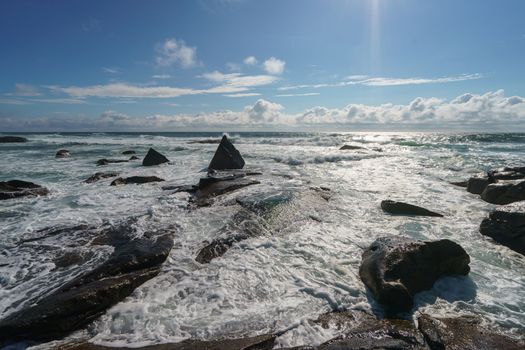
[122,150,136,155]
[481,180,525,205]
[381,200,444,217]
[96,158,129,166]
[339,145,365,150]
[192,171,261,207]
[110,176,165,186]
[359,236,470,312]
[84,172,120,183]
[0,136,27,143]
[0,180,49,200]
[56,149,70,158]
[142,148,169,166]
[208,135,245,170]
[480,202,525,255]
[466,176,493,195]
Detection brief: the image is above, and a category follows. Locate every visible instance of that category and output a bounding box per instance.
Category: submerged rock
[110,176,165,186]
[122,150,136,155]
[359,236,470,312]
[55,149,70,158]
[380,200,443,217]
[339,145,364,150]
[0,136,27,143]
[208,135,245,170]
[0,231,173,343]
[129,155,139,160]
[193,171,260,207]
[480,202,525,255]
[417,314,524,350]
[481,180,525,205]
[83,172,119,183]
[142,148,169,166]
[96,158,129,166]
[0,180,49,200]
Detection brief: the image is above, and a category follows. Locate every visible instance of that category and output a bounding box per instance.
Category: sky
[0,0,524,132]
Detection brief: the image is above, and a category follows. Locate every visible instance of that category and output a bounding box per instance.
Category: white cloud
[226,62,241,72]
[224,93,261,98]
[34,98,87,104]
[11,83,41,96]
[243,56,258,65]
[263,57,286,75]
[276,92,320,97]
[0,98,32,105]
[155,38,198,68]
[152,74,172,79]
[102,67,120,74]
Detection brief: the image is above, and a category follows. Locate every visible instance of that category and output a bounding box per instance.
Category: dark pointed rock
[142,148,169,166]
[96,159,129,166]
[480,202,525,255]
[83,172,119,184]
[467,176,493,195]
[481,180,525,205]
[0,136,27,143]
[359,236,470,312]
[110,176,165,186]
[380,200,443,217]
[450,180,468,187]
[129,155,139,160]
[208,135,245,170]
[417,314,524,350]
[122,150,136,155]
[0,180,49,200]
[55,149,70,158]
[339,145,365,150]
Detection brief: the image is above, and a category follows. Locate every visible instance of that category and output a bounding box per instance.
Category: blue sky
[1,0,524,131]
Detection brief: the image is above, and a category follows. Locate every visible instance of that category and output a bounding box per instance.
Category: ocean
[1,132,524,347]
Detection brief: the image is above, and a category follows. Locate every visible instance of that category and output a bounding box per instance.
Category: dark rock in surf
[84,172,119,184]
[339,144,365,150]
[0,136,27,143]
[359,236,470,312]
[129,155,139,160]
[380,200,443,217]
[481,180,525,205]
[467,176,493,195]
[480,202,525,255]
[193,171,260,207]
[417,314,524,350]
[0,180,49,200]
[0,233,173,343]
[489,169,525,181]
[122,150,136,155]
[142,148,169,166]
[450,180,468,187]
[55,149,70,158]
[110,176,165,186]
[208,135,245,171]
[96,158,129,166]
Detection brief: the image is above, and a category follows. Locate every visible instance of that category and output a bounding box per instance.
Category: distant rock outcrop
[83,172,119,184]
[480,202,525,255]
[122,150,136,155]
[208,135,245,170]
[0,180,49,200]
[0,136,27,143]
[380,200,443,217]
[142,148,169,166]
[96,159,129,166]
[110,176,165,186]
[55,149,70,158]
[340,144,365,150]
[359,236,470,312]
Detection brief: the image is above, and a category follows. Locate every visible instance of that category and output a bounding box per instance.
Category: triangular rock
[208,135,245,170]
[142,148,169,166]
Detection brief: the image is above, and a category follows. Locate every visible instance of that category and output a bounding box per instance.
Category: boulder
[359,236,470,312]
[481,180,525,205]
[467,176,493,195]
[0,233,173,343]
[479,202,525,255]
[96,159,129,166]
[380,200,443,217]
[129,155,139,160]
[83,172,119,184]
[339,145,365,150]
[0,136,27,143]
[142,148,169,166]
[208,135,245,170]
[417,314,524,350]
[489,169,525,181]
[450,180,468,188]
[0,180,49,200]
[55,149,70,158]
[122,150,136,155]
[110,176,165,186]
[193,172,260,207]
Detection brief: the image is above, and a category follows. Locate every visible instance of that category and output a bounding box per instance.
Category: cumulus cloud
[243,56,258,65]
[263,57,286,75]
[155,38,198,68]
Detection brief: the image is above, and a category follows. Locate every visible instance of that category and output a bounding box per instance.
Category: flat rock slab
[0,180,49,200]
[96,159,129,166]
[0,136,27,143]
[481,180,525,205]
[193,174,260,206]
[142,148,169,166]
[110,176,165,186]
[122,150,136,155]
[480,202,525,255]
[84,172,120,183]
[359,236,470,312]
[339,145,365,150]
[208,135,245,170]
[381,200,443,217]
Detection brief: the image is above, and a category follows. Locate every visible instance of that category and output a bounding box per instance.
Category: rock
[83,172,119,184]
[142,148,169,166]
[96,159,129,166]
[489,169,525,181]
[55,149,70,158]
[467,176,493,195]
[0,180,49,200]
[359,236,470,312]
[480,202,525,255]
[380,200,443,217]
[0,136,27,143]
[56,334,275,350]
[193,172,260,207]
[481,180,525,205]
[208,135,245,170]
[110,176,165,186]
[339,145,364,150]
[450,181,468,187]
[417,314,524,350]
[129,155,139,160]
[122,150,136,155]
[504,166,525,174]
[0,233,173,343]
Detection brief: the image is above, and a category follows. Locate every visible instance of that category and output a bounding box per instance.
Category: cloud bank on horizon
[0,0,524,131]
